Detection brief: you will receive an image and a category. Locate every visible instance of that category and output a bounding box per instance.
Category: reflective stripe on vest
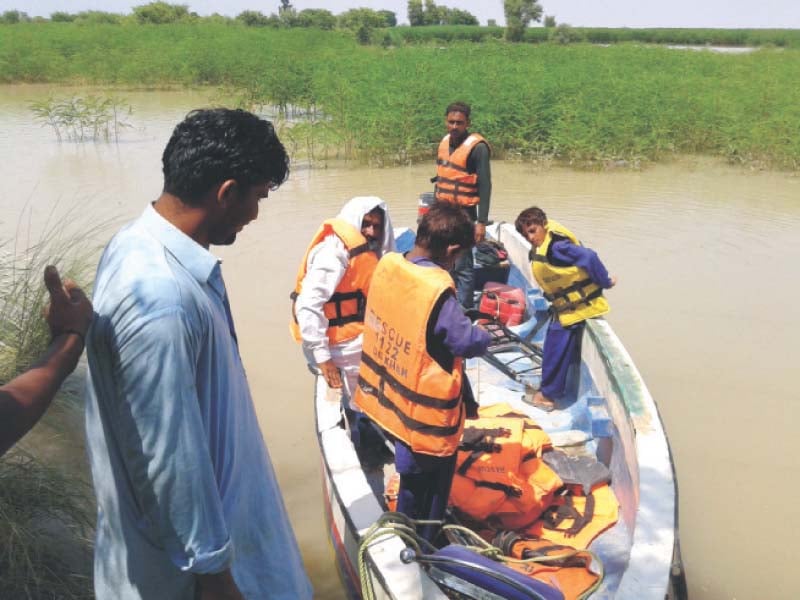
[290,219,377,345]
[434,133,489,207]
[530,220,609,327]
[354,253,464,457]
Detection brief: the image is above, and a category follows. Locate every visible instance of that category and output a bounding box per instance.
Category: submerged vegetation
[30,95,133,142]
[1,23,799,169]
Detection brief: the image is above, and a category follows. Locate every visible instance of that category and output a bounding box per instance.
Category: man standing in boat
[515,207,617,411]
[85,109,312,600]
[355,203,491,541]
[433,101,492,308]
[291,196,395,462]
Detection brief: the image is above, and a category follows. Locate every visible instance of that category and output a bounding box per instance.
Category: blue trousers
[395,441,458,543]
[541,319,585,399]
[449,247,475,308]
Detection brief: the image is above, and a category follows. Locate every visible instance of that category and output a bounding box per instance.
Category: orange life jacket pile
[447,403,619,599]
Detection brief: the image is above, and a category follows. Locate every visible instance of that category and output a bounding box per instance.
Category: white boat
[314,221,686,599]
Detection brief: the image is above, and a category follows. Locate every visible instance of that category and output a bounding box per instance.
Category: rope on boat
[357,512,441,600]
[357,514,604,600]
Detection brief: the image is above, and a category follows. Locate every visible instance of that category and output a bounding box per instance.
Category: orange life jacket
[290,219,377,345]
[434,133,490,207]
[449,406,563,530]
[354,253,464,457]
[524,483,619,550]
[493,531,600,600]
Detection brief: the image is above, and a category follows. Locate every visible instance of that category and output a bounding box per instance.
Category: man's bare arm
[0,266,93,456]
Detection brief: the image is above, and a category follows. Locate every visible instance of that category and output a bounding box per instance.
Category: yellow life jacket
[354,253,464,457]
[524,483,619,550]
[530,220,610,327]
[449,405,563,530]
[434,133,490,207]
[290,219,377,345]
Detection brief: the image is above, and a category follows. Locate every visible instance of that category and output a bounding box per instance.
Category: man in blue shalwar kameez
[85,109,312,600]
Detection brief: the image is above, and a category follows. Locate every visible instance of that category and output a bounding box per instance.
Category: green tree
[503,0,543,42]
[1,10,29,23]
[444,8,479,25]
[74,10,124,24]
[407,0,424,26]
[377,10,397,27]
[132,2,191,24]
[338,8,386,44]
[544,15,556,27]
[422,0,442,25]
[50,11,76,22]
[295,8,336,29]
[278,0,296,26]
[550,23,583,44]
[236,10,271,26]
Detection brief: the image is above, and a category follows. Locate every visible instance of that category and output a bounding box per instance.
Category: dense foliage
[1,24,798,169]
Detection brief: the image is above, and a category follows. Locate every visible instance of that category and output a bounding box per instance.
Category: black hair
[515,206,548,235]
[416,202,475,259]
[162,108,289,206]
[445,101,471,119]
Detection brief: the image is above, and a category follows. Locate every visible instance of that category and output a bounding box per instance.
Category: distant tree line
[1,1,548,44]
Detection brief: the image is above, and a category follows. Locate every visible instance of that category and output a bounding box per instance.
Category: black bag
[474,240,509,267]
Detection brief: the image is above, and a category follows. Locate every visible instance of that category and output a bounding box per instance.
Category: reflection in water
[3,86,799,600]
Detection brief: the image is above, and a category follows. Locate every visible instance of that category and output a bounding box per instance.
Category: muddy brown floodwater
[3,86,798,600]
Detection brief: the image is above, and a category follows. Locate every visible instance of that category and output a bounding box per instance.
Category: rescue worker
[355,202,491,541]
[291,196,395,457]
[514,207,617,411]
[433,101,492,308]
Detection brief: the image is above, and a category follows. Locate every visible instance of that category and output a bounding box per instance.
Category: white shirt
[294,233,364,365]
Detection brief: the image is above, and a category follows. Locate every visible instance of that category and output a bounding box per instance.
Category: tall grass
[0,207,107,600]
[1,23,799,169]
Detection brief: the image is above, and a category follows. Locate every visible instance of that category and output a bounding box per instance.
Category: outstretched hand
[42,266,93,339]
[608,275,618,288]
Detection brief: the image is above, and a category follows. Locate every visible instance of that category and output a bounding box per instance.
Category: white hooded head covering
[336,196,396,256]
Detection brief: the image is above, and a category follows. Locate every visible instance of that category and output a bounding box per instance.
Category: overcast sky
[7,0,800,28]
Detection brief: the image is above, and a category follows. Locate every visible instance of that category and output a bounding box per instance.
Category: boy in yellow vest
[515,207,617,410]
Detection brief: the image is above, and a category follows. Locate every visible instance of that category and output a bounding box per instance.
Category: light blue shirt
[85,205,312,599]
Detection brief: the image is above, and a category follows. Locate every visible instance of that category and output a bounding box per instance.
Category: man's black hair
[162,108,289,206]
[445,101,471,119]
[416,202,475,259]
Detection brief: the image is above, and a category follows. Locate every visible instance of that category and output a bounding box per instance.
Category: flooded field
[2,85,798,599]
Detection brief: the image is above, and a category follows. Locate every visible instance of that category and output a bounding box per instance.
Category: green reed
[0,207,106,600]
[30,94,132,142]
[2,23,799,169]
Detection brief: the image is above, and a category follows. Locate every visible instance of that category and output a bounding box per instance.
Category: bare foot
[531,391,556,412]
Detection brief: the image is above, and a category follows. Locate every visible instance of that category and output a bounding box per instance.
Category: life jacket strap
[546,286,604,314]
[541,493,595,537]
[473,479,523,498]
[327,290,367,327]
[436,158,470,174]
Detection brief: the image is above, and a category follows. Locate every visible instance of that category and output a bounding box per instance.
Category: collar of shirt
[408,255,437,268]
[140,203,226,298]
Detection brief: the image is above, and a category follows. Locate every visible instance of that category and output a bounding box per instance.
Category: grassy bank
[2,23,799,169]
